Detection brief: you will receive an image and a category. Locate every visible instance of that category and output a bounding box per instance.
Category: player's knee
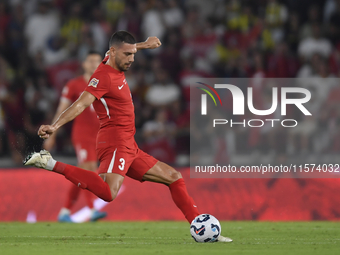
[104,196,114,202]
[169,169,182,184]
[110,189,119,201]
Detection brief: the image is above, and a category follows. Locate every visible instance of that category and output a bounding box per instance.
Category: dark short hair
[87,50,101,57]
[109,31,136,47]
[81,50,102,62]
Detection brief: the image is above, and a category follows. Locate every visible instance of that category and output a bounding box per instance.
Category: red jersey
[85,57,136,148]
[61,76,100,142]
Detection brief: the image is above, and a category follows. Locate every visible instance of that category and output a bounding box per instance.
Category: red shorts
[73,140,97,164]
[96,144,158,182]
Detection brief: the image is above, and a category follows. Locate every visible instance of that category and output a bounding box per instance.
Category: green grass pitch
[1,221,340,255]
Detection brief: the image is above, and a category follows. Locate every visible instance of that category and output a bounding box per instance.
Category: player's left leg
[57,160,107,222]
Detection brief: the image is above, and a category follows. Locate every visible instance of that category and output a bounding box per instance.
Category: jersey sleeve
[85,72,111,100]
[61,80,76,102]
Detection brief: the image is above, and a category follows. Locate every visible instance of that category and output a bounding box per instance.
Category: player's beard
[116,58,131,72]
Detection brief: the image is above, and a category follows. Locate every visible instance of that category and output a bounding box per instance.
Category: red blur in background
[1,168,340,222]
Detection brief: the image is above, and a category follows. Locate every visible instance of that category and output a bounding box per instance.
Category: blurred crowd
[1,0,340,165]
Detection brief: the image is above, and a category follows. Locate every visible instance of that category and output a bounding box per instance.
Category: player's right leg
[23,150,117,202]
[138,159,233,243]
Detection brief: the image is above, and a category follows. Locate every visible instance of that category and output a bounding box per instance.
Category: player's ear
[109,46,116,58]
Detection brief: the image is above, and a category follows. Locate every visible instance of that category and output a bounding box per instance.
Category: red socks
[64,184,81,209]
[64,185,94,210]
[169,178,199,223]
[54,162,112,202]
[84,190,95,209]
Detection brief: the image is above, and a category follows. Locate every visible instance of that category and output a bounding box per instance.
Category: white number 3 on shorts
[119,158,125,171]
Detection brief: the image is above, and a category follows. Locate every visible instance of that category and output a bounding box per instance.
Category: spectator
[302,59,337,105]
[297,53,322,78]
[89,7,109,55]
[163,0,184,28]
[101,0,125,24]
[24,1,60,56]
[158,29,181,79]
[328,0,340,45]
[145,69,180,107]
[60,2,83,55]
[284,12,300,53]
[116,5,141,39]
[181,5,202,40]
[298,23,332,60]
[142,0,166,42]
[267,42,299,78]
[299,4,321,40]
[7,3,25,62]
[265,0,288,43]
[43,35,69,66]
[324,0,337,23]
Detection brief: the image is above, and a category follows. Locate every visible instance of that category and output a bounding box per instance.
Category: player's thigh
[96,146,135,198]
[126,149,158,182]
[142,161,182,185]
[127,149,182,185]
[96,146,134,176]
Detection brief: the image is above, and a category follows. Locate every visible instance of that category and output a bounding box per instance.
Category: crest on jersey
[88,78,99,88]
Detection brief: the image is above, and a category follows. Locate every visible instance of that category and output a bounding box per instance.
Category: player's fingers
[38,125,54,137]
[42,125,53,133]
[40,134,49,139]
[40,131,50,138]
[38,125,46,136]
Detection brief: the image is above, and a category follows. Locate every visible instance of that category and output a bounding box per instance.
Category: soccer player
[24,31,232,242]
[43,51,107,222]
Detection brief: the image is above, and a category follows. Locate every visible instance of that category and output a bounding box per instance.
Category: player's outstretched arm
[43,98,71,150]
[104,37,161,56]
[136,37,161,50]
[38,91,96,139]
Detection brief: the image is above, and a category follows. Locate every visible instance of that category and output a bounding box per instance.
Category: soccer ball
[190,214,221,243]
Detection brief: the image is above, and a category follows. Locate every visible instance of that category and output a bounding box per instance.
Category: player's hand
[38,125,57,139]
[145,37,161,49]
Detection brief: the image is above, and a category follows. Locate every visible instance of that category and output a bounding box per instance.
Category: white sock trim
[59,208,70,216]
